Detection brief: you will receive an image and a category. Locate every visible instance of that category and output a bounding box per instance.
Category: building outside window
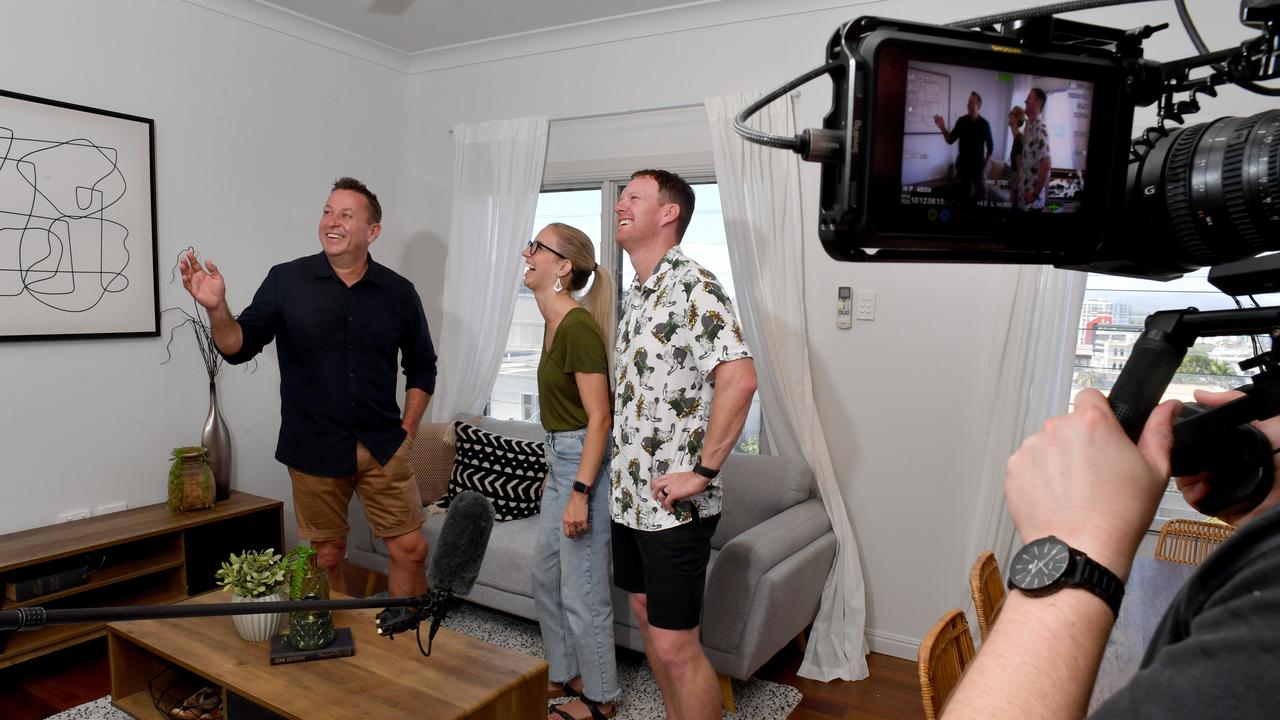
[1072,267,1279,525]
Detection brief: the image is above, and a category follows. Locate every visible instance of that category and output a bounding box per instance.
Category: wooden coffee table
[107,591,547,719]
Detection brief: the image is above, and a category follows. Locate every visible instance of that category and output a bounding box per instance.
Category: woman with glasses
[523,223,620,720]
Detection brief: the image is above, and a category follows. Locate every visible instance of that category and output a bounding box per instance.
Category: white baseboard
[865,628,919,660]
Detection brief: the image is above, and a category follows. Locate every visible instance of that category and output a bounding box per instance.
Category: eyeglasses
[526,239,568,260]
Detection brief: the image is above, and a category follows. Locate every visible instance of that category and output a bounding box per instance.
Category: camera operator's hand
[1175,388,1280,528]
[1005,389,1181,580]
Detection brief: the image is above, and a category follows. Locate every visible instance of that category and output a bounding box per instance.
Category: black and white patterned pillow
[446,421,545,521]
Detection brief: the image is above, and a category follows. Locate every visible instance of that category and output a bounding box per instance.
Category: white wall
[404,0,1275,658]
[0,0,408,538]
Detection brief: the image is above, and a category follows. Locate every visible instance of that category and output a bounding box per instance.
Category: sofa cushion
[710,452,814,549]
[474,416,546,443]
[448,421,545,521]
[409,421,462,506]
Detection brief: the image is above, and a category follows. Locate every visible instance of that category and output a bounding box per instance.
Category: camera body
[815,15,1279,279]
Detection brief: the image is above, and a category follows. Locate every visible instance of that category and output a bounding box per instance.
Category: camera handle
[1107,306,1280,516]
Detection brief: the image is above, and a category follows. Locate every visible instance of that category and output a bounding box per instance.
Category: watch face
[1011,537,1071,591]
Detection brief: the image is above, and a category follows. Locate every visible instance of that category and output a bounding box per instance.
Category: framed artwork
[1,89,158,341]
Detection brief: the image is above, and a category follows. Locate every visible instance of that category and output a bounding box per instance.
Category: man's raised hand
[179,250,227,311]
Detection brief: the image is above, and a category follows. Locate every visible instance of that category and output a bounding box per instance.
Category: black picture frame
[1,88,159,341]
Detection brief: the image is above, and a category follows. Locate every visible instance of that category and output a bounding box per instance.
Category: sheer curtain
[429,117,549,421]
[706,92,869,682]
[965,266,1086,584]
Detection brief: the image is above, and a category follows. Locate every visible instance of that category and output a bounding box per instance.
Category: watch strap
[1066,548,1125,617]
[693,462,719,480]
[572,481,590,494]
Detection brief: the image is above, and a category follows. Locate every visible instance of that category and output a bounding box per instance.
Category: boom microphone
[428,490,495,595]
[376,490,494,654]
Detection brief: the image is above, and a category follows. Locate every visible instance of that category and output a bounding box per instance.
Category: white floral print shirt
[610,247,752,531]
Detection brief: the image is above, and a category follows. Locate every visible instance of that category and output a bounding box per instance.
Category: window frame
[490,174,769,455]
[1073,268,1272,532]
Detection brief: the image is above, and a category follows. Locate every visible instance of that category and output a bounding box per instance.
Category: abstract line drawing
[1,89,157,341]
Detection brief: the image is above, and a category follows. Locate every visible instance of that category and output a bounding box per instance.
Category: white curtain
[965,265,1086,585]
[706,93,870,682]
[430,117,549,421]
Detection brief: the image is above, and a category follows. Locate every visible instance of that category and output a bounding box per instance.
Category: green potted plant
[215,548,287,641]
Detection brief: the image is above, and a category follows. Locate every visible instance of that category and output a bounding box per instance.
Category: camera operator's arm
[942,391,1180,720]
[1176,389,1280,528]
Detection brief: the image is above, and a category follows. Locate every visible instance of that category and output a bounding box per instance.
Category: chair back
[918,609,975,720]
[968,551,1006,640]
[1154,518,1236,565]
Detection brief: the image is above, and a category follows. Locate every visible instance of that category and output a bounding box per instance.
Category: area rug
[48,602,801,719]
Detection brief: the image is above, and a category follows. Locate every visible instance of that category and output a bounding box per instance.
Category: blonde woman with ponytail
[522,223,620,720]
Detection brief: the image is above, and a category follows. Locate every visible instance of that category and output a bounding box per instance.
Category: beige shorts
[288,438,425,542]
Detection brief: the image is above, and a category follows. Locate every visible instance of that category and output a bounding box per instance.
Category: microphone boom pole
[0,595,428,632]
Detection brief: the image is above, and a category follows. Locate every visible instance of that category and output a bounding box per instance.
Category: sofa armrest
[346,495,379,558]
[701,498,832,652]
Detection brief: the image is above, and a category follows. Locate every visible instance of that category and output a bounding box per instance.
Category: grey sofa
[346,416,836,684]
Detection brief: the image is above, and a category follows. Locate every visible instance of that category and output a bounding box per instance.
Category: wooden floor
[0,564,923,720]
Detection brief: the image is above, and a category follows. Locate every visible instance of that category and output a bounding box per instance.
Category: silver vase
[202,381,233,501]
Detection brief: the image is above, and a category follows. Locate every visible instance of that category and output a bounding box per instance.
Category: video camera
[735,0,1280,517]
[737,0,1278,276]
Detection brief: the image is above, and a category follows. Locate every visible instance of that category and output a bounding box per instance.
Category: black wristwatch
[572,481,591,495]
[693,462,720,480]
[1007,536,1125,617]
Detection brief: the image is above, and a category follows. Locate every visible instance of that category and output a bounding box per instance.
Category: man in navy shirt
[180,178,437,598]
[934,91,994,204]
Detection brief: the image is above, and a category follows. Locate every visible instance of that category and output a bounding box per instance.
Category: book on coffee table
[269,628,355,665]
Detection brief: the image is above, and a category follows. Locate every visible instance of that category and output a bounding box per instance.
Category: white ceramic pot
[231,591,286,642]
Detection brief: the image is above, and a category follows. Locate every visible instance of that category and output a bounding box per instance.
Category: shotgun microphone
[376,490,494,654]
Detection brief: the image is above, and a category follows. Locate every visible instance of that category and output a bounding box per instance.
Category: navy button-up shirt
[221,252,437,477]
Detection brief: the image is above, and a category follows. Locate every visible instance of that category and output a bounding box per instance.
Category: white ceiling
[257,0,725,55]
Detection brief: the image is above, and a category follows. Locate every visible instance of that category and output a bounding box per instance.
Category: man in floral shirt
[1016,87,1052,211]
[610,169,758,720]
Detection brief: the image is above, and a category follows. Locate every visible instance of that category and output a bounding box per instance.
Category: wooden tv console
[0,491,283,669]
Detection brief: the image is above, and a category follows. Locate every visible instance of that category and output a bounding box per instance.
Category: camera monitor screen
[901,60,1094,216]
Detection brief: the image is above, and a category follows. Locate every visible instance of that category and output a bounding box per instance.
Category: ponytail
[543,222,615,376]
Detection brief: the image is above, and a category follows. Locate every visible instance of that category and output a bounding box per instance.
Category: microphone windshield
[427,491,495,596]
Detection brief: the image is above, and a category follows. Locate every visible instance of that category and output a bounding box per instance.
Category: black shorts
[611,513,720,630]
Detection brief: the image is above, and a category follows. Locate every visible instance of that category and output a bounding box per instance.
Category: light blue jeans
[533,429,620,704]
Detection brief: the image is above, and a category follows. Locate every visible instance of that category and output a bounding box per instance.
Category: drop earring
[554,277,564,293]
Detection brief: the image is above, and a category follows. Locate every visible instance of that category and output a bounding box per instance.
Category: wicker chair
[968,551,1007,640]
[918,609,976,720]
[1154,518,1236,565]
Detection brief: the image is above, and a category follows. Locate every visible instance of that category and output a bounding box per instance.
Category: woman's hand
[562,491,590,538]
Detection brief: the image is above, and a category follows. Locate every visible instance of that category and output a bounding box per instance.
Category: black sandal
[549,697,614,720]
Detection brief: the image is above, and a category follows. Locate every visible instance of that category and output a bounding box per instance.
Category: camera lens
[1132,110,1280,273]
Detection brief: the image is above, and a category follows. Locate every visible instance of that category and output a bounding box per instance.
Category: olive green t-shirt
[538,307,608,432]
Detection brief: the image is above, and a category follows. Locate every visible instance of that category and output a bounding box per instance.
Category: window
[488,180,764,454]
[1072,267,1279,525]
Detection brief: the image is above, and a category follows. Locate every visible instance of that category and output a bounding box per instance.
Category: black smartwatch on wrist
[571,481,591,495]
[1007,536,1125,616]
[692,462,719,480]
